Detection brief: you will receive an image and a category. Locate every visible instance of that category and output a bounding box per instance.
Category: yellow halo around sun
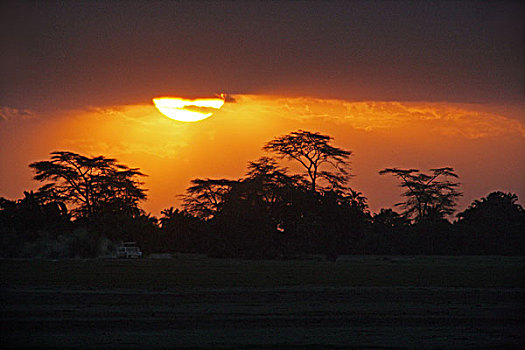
[153,97,225,122]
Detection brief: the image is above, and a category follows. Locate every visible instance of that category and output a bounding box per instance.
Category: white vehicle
[116,242,143,259]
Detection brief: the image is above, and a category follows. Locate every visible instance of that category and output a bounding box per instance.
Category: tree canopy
[379,167,462,222]
[263,130,352,192]
[29,151,147,218]
[457,191,524,223]
[455,191,525,255]
[181,178,238,219]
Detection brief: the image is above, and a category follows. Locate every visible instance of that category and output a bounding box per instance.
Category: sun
[153,97,225,122]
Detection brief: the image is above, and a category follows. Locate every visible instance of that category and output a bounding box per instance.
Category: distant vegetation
[1,130,524,258]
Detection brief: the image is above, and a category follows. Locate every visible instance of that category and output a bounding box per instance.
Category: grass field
[2,255,524,289]
[1,255,524,349]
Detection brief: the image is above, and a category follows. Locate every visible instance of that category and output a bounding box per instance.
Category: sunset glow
[1,95,523,216]
[152,97,225,122]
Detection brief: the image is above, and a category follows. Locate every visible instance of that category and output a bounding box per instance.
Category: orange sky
[1,95,523,217]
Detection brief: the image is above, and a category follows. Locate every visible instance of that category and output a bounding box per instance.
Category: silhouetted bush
[455,192,525,255]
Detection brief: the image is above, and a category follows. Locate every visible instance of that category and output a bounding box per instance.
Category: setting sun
[152,97,225,122]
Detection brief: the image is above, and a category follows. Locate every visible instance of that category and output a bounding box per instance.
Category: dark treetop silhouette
[455,191,525,255]
[263,130,352,193]
[181,178,237,220]
[29,151,147,219]
[379,167,462,223]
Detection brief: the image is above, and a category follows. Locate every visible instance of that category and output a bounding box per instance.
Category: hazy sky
[1,1,524,215]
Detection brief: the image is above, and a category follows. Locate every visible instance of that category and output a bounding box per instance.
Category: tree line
[1,130,523,258]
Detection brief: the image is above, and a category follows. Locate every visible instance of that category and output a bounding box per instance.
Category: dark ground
[1,256,524,349]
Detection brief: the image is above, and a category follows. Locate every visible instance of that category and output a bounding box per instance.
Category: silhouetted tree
[0,191,72,257]
[456,191,525,255]
[457,192,524,223]
[159,207,180,228]
[244,157,304,205]
[343,189,369,214]
[212,180,278,258]
[0,191,69,238]
[159,207,206,253]
[372,208,408,228]
[181,178,237,219]
[314,189,371,259]
[192,160,299,258]
[175,135,365,258]
[243,157,307,225]
[29,151,147,219]
[379,167,462,222]
[263,130,352,192]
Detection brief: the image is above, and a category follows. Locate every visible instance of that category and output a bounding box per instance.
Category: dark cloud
[1,1,523,112]
[217,93,237,103]
[182,105,219,114]
[0,106,35,122]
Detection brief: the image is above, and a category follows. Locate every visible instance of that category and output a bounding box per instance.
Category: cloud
[182,105,219,114]
[216,93,237,103]
[0,106,35,122]
[60,138,187,159]
[253,97,525,139]
[45,105,194,161]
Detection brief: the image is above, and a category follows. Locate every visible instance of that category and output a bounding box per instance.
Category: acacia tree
[263,130,352,192]
[29,151,147,218]
[379,167,462,222]
[181,178,237,219]
[244,157,305,206]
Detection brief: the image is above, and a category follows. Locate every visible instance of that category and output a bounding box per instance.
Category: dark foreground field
[1,255,524,349]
